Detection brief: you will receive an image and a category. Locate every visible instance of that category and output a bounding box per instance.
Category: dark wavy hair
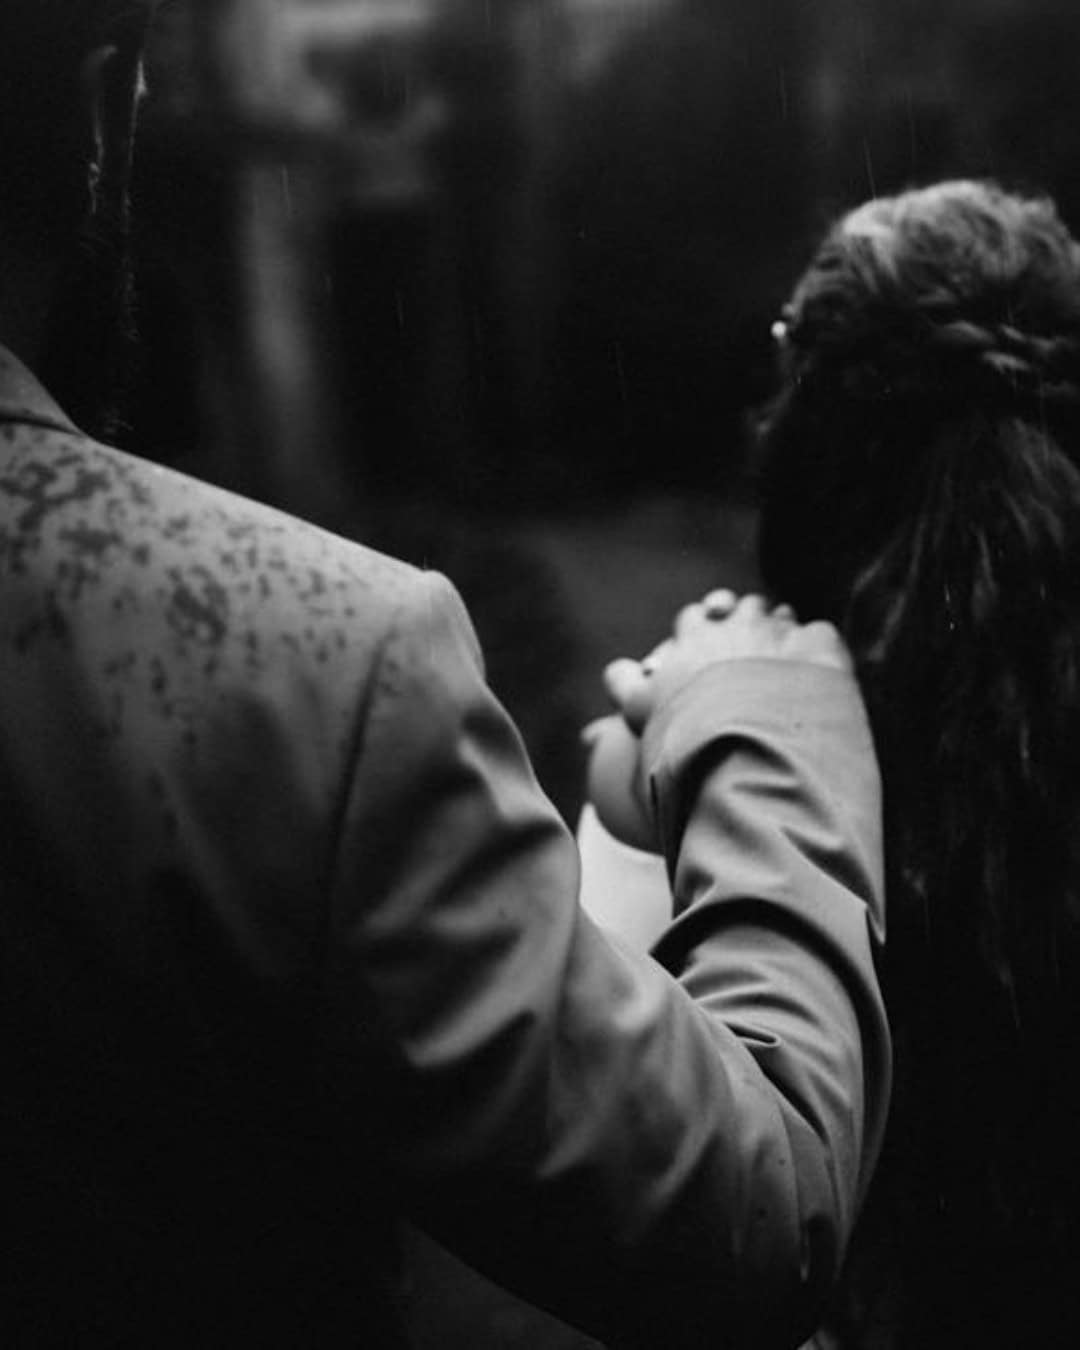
[756,180,1080,1345]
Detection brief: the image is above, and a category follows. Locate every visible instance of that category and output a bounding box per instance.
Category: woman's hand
[583,713,656,851]
[584,593,851,848]
[605,592,849,736]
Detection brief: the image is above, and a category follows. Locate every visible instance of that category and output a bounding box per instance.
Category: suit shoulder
[0,426,427,630]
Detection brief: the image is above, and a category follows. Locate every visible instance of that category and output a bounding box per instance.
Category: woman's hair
[756,180,1080,1341]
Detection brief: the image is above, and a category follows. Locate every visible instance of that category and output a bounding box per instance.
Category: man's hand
[605,592,851,736]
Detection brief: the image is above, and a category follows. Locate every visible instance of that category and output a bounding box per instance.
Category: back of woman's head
[757,180,1080,1336]
[759,181,1080,644]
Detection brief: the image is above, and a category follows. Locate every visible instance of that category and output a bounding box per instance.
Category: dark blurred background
[118,1,1080,1343]
[134,0,1080,497]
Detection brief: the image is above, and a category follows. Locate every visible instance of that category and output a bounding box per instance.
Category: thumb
[602,659,653,734]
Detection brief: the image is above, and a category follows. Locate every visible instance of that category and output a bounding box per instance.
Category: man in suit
[0,4,889,1346]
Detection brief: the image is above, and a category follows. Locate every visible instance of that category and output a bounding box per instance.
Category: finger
[673,601,707,639]
[801,620,841,642]
[580,717,612,747]
[638,637,672,677]
[771,602,798,622]
[731,593,769,621]
[602,659,655,733]
[603,658,647,707]
[702,587,738,620]
[798,621,853,672]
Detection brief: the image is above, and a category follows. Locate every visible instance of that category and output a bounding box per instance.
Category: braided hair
[757,181,1080,1344]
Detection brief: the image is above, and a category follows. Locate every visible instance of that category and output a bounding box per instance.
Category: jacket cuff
[640,658,875,876]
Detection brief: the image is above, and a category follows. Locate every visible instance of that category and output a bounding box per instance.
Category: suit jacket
[0,345,889,1349]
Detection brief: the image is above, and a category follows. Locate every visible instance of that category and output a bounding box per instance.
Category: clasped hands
[585,592,850,850]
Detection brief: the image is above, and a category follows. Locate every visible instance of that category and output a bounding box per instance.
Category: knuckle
[728,594,764,625]
[801,620,852,663]
[674,601,705,633]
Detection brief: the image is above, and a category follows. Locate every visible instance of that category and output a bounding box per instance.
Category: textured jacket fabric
[0,345,888,1349]
[578,674,895,1350]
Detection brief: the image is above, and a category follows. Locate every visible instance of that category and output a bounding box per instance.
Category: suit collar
[0,344,80,436]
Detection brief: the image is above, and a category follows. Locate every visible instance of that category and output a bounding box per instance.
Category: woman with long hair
[583,179,1080,1347]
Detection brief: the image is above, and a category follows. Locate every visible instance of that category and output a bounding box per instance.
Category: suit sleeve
[323,571,889,1350]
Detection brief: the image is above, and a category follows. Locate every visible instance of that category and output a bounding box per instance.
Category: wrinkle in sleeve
[321,574,887,1350]
[645,659,891,1242]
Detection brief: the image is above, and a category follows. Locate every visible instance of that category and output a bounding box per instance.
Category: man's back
[0,349,416,1344]
[0,5,898,1345]
[0,344,891,1350]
